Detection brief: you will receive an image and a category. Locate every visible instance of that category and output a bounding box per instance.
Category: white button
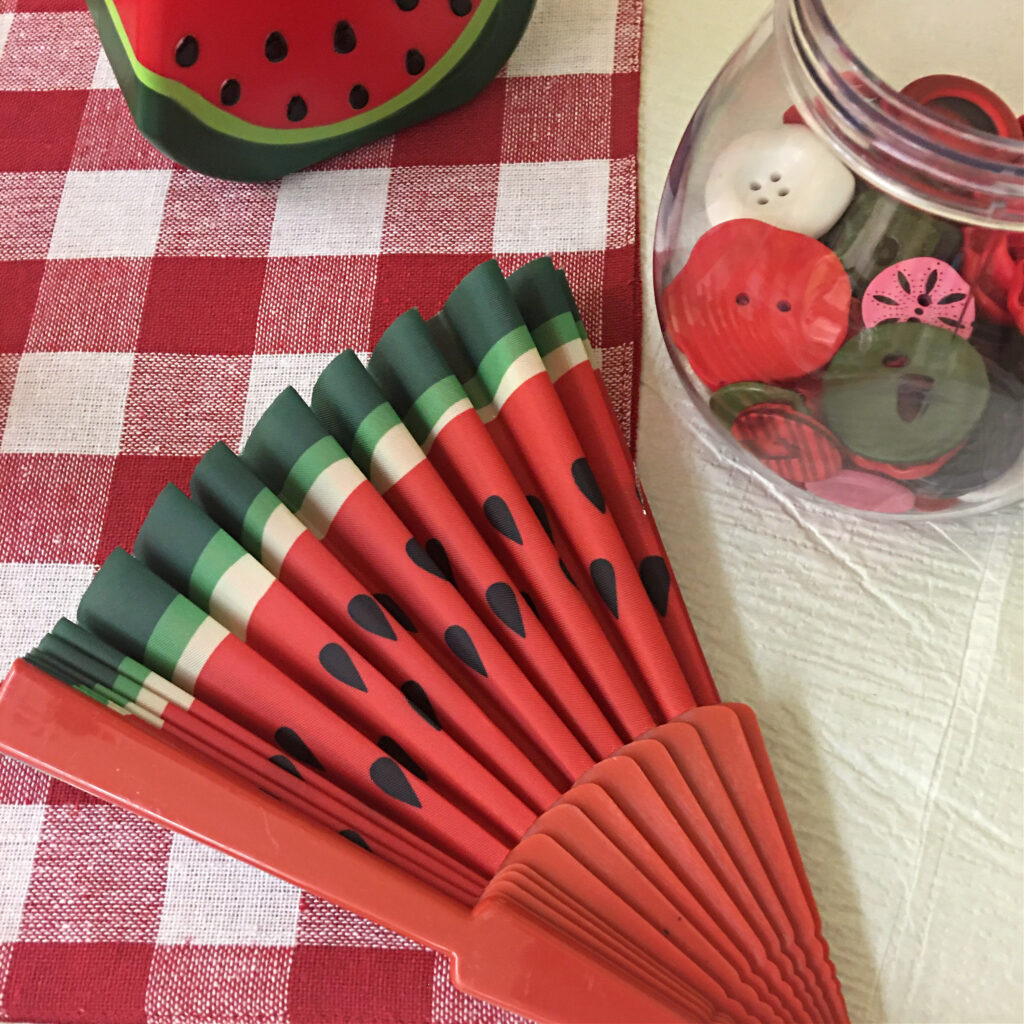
[704,125,856,237]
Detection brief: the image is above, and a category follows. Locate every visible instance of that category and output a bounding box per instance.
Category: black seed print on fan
[369,757,421,808]
[527,495,553,539]
[374,593,416,633]
[559,559,576,587]
[639,555,671,617]
[445,626,487,676]
[425,538,454,584]
[378,735,428,781]
[571,458,606,513]
[406,538,447,580]
[269,754,301,778]
[348,595,396,641]
[486,582,525,638]
[590,559,618,618]
[483,496,522,545]
[274,726,324,770]
[319,643,367,691]
[401,680,441,731]
[340,829,371,851]
[521,591,538,618]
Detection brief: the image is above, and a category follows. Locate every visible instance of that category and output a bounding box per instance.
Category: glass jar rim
[776,0,1024,229]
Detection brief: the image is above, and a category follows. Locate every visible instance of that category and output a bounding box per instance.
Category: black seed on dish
[639,555,671,617]
[319,643,367,691]
[395,0,419,9]
[349,84,369,110]
[378,735,428,781]
[269,754,301,778]
[483,495,522,545]
[287,95,307,122]
[406,48,425,75]
[375,593,416,632]
[339,829,371,851]
[406,538,447,579]
[590,558,618,618]
[265,31,288,62]
[275,726,324,770]
[175,35,199,68]
[219,79,241,106]
[370,756,421,807]
[527,494,553,539]
[401,680,441,730]
[445,625,486,676]
[425,538,454,584]
[334,20,356,53]
[450,0,472,13]
[571,458,606,513]
[486,582,525,638]
[559,559,576,587]
[348,595,396,641]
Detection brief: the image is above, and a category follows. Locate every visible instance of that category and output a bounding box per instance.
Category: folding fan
[0,259,848,1024]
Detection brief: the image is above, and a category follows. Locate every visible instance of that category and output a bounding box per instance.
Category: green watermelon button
[710,381,808,427]
[824,189,962,295]
[822,323,990,465]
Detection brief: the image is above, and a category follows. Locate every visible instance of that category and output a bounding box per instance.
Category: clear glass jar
[654,0,1024,518]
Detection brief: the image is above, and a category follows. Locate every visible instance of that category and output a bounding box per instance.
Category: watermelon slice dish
[89,0,536,180]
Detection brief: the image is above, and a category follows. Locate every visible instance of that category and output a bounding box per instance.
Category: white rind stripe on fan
[421,397,474,455]
[125,701,164,728]
[297,459,366,540]
[132,687,170,719]
[476,350,547,424]
[173,617,230,693]
[543,337,591,383]
[208,557,276,641]
[370,424,426,493]
[142,670,194,711]
[261,503,306,576]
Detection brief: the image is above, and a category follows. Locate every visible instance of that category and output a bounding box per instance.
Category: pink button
[861,257,975,337]
[806,470,916,513]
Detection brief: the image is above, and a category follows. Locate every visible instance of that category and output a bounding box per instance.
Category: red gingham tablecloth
[0,0,643,1020]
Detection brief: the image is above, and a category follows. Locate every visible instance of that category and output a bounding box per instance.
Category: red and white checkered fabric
[0,0,643,1019]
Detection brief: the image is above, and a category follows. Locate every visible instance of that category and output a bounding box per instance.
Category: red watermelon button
[664,219,852,389]
[961,228,1022,326]
[730,402,844,484]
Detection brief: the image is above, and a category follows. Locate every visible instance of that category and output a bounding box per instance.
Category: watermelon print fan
[0,261,850,1023]
[88,0,537,179]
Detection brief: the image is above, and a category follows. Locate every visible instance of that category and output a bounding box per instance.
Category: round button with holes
[704,125,855,237]
[730,402,844,484]
[823,188,963,295]
[664,219,852,388]
[901,74,1024,140]
[861,257,975,337]
[822,322,990,464]
[805,470,916,513]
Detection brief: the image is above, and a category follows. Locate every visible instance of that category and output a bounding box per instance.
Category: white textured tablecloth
[638,4,1024,1022]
